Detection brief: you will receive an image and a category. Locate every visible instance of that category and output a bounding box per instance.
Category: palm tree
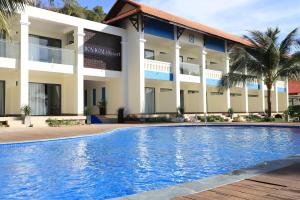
[0,0,33,35]
[219,27,300,117]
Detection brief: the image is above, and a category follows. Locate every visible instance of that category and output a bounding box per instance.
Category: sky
[54,0,300,38]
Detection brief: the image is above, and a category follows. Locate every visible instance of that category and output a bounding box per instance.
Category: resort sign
[84,29,121,71]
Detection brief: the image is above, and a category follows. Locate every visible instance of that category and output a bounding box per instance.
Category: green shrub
[206,115,224,122]
[46,119,81,127]
[145,117,170,123]
[261,116,275,122]
[245,115,262,122]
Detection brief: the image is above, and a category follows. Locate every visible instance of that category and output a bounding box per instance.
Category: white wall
[0,69,20,115]
[84,79,124,115]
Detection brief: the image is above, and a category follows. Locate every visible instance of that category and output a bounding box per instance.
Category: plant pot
[86,115,91,124]
[99,107,106,115]
[23,116,31,127]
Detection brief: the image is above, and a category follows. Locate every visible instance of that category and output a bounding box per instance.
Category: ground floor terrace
[0,69,288,121]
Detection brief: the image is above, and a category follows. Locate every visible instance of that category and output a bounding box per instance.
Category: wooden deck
[173,163,300,200]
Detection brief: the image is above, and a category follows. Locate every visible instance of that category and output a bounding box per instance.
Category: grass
[46,119,82,127]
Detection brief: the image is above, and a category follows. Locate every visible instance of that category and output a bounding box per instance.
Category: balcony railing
[277,80,286,88]
[180,62,200,76]
[29,44,75,65]
[206,69,223,79]
[144,59,171,73]
[0,39,19,59]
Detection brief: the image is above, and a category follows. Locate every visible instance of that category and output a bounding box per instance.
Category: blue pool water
[0,126,300,199]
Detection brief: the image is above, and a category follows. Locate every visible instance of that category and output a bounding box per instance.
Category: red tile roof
[104,0,252,46]
[289,81,300,94]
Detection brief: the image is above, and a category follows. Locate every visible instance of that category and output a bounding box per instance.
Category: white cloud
[138,0,300,38]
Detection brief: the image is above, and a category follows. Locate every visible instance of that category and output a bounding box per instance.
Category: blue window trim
[206,79,220,86]
[145,70,173,81]
[277,87,286,93]
[204,36,225,52]
[144,19,174,40]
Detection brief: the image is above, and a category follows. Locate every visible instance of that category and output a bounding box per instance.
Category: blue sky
[51,0,300,38]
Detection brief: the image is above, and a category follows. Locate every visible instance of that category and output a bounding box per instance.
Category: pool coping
[1,123,300,145]
[113,155,300,200]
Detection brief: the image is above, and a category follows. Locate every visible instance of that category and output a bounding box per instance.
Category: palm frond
[279,28,298,59]
[0,0,33,34]
[218,72,258,91]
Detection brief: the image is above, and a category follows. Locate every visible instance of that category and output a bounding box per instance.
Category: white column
[225,56,231,110]
[201,49,207,113]
[286,78,289,109]
[121,40,128,110]
[138,26,146,113]
[260,77,265,112]
[244,69,249,113]
[275,81,279,113]
[19,12,30,111]
[173,27,181,110]
[74,27,85,115]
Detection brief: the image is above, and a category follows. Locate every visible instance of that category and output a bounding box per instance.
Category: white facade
[0,6,289,118]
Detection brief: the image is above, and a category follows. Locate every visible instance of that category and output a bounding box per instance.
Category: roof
[289,81,300,94]
[104,0,252,46]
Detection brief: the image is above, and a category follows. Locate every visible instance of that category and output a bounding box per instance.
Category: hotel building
[0,0,288,124]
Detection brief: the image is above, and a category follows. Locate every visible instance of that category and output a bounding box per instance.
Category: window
[230,93,242,97]
[93,89,96,106]
[210,92,223,95]
[248,94,259,97]
[189,34,195,43]
[188,90,199,94]
[187,57,195,62]
[144,49,155,60]
[29,34,62,63]
[84,90,87,107]
[179,56,183,62]
[160,88,172,92]
[29,83,61,116]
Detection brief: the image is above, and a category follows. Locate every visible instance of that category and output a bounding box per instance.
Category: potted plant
[97,98,107,115]
[117,107,125,123]
[84,106,92,124]
[228,108,234,119]
[21,105,32,127]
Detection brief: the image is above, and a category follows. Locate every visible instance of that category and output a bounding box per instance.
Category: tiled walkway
[173,163,300,200]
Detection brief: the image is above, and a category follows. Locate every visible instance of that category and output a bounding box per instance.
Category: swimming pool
[0,126,300,199]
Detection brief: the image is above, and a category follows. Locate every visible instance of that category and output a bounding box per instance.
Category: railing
[206,69,223,79]
[180,62,200,76]
[0,39,19,59]
[277,80,286,88]
[29,44,75,65]
[144,59,171,73]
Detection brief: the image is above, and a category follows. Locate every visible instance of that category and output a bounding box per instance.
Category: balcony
[144,59,173,81]
[0,39,19,69]
[180,62,200,76]
[28,44,75,74]
[179,62,201,83]
[206,69,223,86]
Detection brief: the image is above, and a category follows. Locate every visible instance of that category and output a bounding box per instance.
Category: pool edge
[113,155,300,200]
[1,123,300,145]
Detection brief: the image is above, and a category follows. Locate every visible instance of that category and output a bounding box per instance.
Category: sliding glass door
[145,87,155,114]
[29,83,61,116]
[0,81,4,116]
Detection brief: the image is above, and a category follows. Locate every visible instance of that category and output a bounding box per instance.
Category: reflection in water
[0,126,299,200]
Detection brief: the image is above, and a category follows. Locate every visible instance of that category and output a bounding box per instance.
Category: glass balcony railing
[0,39,19,59]
[180,62,201,76]
[29,44,75,65]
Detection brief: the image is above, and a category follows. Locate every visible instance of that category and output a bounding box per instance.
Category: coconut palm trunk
[266,83,272,117]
